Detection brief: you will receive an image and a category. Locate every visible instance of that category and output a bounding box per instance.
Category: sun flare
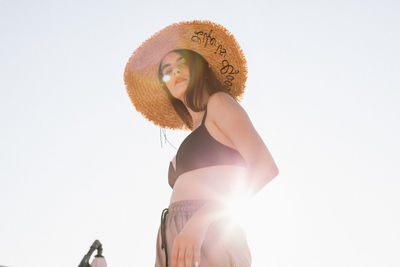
[225,193,253,228]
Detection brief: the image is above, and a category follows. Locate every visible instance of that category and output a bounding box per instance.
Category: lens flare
[218,174,253,229]
[162,74,170,82]
[225,193,252,228]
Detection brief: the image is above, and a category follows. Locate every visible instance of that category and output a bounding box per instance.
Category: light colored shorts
[155,199,252,267]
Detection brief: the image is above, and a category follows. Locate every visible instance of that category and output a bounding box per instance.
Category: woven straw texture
[124,20,247,130]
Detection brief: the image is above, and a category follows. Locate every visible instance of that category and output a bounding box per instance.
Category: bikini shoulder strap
[201,105,208,125]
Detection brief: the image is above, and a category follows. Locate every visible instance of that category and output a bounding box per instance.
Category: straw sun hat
[124,20,247,130]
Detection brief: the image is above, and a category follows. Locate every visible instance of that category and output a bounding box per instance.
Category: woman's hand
[171,215,209,267]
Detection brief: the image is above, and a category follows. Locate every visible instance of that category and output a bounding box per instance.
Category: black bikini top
[168,105,246,188]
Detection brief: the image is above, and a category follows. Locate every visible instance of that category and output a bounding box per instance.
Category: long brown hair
[158,49,228,130]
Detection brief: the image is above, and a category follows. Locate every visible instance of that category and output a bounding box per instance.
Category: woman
[124,21,279,267]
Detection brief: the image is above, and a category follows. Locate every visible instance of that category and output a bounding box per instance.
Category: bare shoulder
[207,92,247,120]
[208,91,237,107]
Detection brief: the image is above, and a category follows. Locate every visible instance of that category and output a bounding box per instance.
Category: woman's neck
[187,108,205,130]
[181,91,210,130]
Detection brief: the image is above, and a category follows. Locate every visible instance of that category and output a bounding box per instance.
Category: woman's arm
[171,92,279,267]
[208,91,279,194]
[187,91,279,223]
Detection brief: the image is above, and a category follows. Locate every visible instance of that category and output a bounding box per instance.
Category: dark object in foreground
[78,239,106,267]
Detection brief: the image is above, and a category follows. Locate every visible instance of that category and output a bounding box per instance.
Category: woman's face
[160,52,190,101]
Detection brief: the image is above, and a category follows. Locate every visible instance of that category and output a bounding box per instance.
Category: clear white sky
[1,0,399,266]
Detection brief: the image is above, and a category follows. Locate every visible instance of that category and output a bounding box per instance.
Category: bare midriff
[170,165,248,204]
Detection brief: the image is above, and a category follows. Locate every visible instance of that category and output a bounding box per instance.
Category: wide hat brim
[124,20,247,130]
